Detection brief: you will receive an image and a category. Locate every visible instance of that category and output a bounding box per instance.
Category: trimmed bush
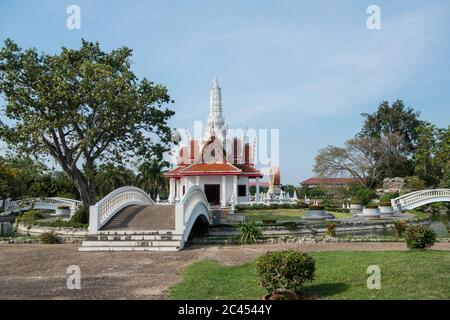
[365,204,379,209]
[15,210,42,227]
[70,207,88,224]
[308,205,324,210]
[256,250,315,294]
[40,231,59,244]
[405,225,436,249]
[235,202,308,212]
[238,221,262,244]
[33,218,88,229]
[378,202,392,207]
[393,220,408,236]
[326,223,337,237]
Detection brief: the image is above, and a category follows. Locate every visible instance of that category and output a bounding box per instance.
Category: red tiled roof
[238,165,263,177]
[183,163,240,173]
[300,177,358,185]
[164,165,187,177]
[165,163,263,177]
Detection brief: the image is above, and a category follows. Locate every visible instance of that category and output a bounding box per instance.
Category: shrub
[326,223,336,237]
[281,222,298,230]
[15,210,42,226]
[379,192,399,202]
[405,225,436,249]
[308,205,324,210]
[321,198,333,210]
[70,207,88,224]
[256,250,315,294]
[365,204,379,209]
[393,220,408,236]
[40,231,59,244]
[262,219,277,225]
[238,221,262,244]
[378,202,392,207]
[33,218,88,229]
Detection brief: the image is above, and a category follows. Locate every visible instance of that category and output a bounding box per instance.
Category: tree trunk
[71,168,96,211]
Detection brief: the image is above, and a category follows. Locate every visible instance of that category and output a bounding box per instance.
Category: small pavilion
[165,78,263,207]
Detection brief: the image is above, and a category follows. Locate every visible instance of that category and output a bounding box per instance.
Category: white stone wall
[179,175,250,205]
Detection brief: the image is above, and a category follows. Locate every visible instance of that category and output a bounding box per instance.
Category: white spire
[208,76,225,130]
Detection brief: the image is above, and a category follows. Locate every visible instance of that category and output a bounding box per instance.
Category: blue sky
[0,0,449,184]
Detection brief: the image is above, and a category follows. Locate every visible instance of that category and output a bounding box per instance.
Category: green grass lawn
[170,251,450,300]
[242,209,352,222]
[406,210,431,221]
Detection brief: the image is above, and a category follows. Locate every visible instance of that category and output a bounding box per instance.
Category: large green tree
[0,39,175,210]
[413,123,449,187]
[359,100,423,179]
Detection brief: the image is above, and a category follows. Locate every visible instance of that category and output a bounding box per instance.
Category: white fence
[1,197,82,216]
[88,186,154,234]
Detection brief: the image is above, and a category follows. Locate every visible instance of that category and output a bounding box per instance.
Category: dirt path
[1,242,449,299]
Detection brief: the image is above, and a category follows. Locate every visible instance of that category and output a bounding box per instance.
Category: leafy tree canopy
[0,39,175,209]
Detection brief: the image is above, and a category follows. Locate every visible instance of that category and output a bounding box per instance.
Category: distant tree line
[314,100,450,190]
[0,155,169,202]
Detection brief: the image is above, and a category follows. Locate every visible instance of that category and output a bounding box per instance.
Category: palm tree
[94,163,136,198]
[137,160,169,200]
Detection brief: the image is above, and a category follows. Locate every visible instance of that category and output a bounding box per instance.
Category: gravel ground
[1,242,450,300]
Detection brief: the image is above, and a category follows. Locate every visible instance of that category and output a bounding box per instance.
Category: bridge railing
[1,197,82,215]
[89,186,154,234]
[391,189,450,210]
[175,186,211,234]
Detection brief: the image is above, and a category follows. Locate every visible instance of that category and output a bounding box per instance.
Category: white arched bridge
[391,189,450,211]
[1,197,82,217]
[80,185,211,252]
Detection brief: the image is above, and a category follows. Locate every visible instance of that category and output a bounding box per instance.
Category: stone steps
[97,230,176,235]
[81,240,181,247]
[80,230,183,252]
[79,246,179,252]
[91,234,183,241]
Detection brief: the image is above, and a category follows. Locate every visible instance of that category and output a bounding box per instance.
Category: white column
[175,179,181,202]
[221,176,227,207]
[195,176,200,186]
[255,177,260,202]
[168,178,175,204]
[233,175,238,198]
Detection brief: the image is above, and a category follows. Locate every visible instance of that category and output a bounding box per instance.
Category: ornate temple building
[165,78,263,207]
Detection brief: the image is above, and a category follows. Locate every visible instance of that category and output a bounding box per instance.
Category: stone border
[16,223,88,242]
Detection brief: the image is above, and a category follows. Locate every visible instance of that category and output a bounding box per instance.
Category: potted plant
[349,199,363,216]
[378,202,394,216]
[304,205,333,221]
[362,204,380,219]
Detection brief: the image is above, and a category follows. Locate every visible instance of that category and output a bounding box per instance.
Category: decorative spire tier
[208,76,225,131]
